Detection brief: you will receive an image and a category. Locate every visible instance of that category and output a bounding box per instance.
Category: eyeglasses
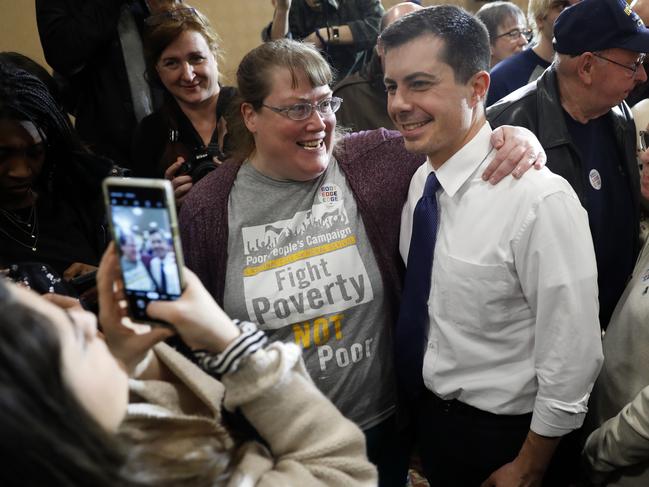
[262,97,343,121]
[145,7,196,26]
[495,28,533,42]
[0,143,46,163]
[592,52,646,78]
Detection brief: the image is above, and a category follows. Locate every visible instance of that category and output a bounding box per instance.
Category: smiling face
[11,285,129,432]
[0,118,45,209]
[384,34,488,168]
[149,231,169,259]
[491,14,528,66]
[242,67,336,181]
[120,234,139,263]
[156,29,220,108]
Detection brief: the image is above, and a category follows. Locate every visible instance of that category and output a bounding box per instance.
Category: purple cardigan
[179,129,424,323]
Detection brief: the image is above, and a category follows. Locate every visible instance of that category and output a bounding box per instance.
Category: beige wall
[0,0,527,85]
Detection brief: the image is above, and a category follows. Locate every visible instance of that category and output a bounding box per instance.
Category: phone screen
[106,183,183,322]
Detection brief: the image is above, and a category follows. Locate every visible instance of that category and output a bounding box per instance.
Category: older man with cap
[488,0,647,331]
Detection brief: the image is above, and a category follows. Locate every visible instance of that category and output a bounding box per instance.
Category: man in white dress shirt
[381,6,603,486]
[148,229,181,296]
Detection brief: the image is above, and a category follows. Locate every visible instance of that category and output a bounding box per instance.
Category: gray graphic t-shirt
[224,159,395,429]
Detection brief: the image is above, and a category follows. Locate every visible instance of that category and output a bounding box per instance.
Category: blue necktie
[396,171,441,398]
[159,259,167,294]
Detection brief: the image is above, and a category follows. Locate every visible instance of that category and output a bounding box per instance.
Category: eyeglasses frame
[495,27,533,42]
[592,52,646,77]
[261,96,343,121]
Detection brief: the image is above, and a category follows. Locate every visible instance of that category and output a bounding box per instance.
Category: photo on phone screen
[103,178,184,324]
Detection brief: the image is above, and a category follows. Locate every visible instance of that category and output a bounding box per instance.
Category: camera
[179,149,217,182]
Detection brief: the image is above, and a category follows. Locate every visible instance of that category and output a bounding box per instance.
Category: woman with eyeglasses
[476,1,530,68]
[132,6,237,203]
[178,38,546,486]
[0,244,377,486]
[0,61,120,296]
[487,0,579,107]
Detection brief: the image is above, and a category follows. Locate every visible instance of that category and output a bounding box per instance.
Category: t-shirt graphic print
[225,160,395,429]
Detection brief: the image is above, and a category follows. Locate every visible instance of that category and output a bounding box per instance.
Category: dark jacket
[487,66,641,250]
[0,151,122,275]
[132,88,236,178]
[262,0,383,79]
[35,0,160,167]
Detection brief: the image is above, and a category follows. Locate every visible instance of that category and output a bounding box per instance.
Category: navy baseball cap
[554,0,649,55]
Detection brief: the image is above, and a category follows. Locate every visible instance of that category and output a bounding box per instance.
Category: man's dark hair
[379,6,490,84]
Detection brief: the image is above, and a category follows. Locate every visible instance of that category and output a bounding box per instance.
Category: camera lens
[191,160,216,181]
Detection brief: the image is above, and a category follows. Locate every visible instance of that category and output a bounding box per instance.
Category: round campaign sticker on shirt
[319,183,342,206]
[589,169,602,190]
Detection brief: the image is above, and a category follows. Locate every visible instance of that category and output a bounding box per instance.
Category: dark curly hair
[0,61,118,202]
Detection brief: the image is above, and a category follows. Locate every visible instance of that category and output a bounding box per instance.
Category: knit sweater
[124,341,377,486]
[179,129,424,325]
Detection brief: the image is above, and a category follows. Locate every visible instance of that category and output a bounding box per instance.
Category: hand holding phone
[103,177,185,326]
[147,267,240,353]
[68,270,97,294]
[96,243,174,374]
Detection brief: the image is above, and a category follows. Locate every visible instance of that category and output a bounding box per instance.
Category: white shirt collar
[427,121,494,198]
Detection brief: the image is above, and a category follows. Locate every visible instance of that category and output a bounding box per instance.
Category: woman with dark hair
[132,6,238,203]
[0,62,119,285]
[0,272,129,487]
[0,244,376,486]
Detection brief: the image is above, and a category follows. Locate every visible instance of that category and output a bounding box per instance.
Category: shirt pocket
[435,254,525,333]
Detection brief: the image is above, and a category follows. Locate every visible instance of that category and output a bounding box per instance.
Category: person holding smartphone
[0,244,377,486]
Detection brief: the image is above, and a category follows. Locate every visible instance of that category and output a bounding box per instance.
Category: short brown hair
[143,6,221,88]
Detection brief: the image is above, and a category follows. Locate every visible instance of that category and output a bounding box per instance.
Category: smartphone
[102,177,185,325]
[69,270,97,295]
